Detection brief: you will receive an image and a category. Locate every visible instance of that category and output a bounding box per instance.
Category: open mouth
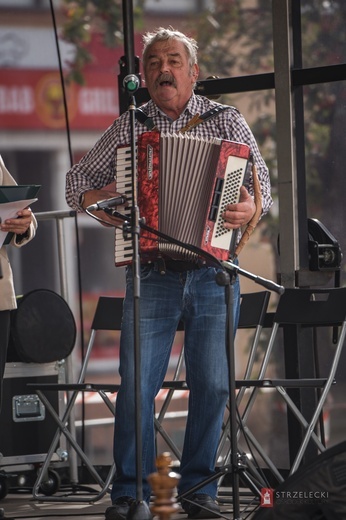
[159,80,173,86]
[157,75,175,88]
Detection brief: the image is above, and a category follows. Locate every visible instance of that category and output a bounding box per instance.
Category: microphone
[123,74,140,93]
[86,196,126,212]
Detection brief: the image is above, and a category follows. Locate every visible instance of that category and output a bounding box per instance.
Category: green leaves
[61,0,132,84]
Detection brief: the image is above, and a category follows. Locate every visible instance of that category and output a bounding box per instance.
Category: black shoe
[181,494,221,519]
[105,496,135,520]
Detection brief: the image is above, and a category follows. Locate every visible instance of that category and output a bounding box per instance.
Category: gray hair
[142,27,199,69]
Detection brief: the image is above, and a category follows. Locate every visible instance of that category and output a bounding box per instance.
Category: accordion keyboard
[114,145,134,265]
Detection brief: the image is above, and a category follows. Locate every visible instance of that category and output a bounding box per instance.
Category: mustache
[156,73,176,87]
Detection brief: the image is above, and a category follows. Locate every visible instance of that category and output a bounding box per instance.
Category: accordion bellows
[115,131,250,266]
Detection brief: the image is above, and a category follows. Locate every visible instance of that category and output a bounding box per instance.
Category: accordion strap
[135,105,230,134]
[233,163,263,259]
[180,105,230,133]
[135,108,158,131]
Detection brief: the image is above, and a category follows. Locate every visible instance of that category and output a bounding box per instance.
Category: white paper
[0,198,37,247]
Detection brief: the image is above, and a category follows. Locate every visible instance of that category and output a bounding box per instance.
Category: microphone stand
[215,268,241,518]
[216,262,283,519]
[123,85,152,520]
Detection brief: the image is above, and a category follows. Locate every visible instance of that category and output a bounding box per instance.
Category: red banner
[0,69,120,130]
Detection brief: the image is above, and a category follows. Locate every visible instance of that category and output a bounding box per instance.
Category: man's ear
[192,63,199,81]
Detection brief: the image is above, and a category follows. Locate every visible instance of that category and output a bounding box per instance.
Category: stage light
[308,218,342,271]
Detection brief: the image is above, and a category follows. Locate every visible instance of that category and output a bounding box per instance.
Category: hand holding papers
[0,185,40,247]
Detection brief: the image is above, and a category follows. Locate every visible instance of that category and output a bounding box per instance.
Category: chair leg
[32,389,114,503]
[288,321,346,474]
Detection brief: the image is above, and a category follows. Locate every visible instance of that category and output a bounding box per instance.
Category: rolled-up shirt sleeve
[65,121,121,211]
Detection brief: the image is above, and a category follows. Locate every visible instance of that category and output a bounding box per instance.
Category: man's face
[143,39,199,110]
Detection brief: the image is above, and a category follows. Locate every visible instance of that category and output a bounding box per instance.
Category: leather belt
[141,259,205,273]
[164,260,202,272]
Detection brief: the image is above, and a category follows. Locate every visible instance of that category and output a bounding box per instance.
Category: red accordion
[114,131,251,266]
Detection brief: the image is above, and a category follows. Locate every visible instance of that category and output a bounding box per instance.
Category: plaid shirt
[66,93,272,218]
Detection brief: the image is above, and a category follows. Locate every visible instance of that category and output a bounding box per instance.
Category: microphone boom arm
[92,207,285,296]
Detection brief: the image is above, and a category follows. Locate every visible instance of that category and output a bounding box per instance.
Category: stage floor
[0,488,259,519]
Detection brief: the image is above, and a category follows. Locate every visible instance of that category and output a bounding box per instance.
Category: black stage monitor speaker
[253,441,346,519]
[8,289,76,363]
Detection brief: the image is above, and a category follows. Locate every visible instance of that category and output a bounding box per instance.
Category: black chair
[29,296,123,502]
[237,287,346,477]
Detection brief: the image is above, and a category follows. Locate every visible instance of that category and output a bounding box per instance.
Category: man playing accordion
[66,26,272,520]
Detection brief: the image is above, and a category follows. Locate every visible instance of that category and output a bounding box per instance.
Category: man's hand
[81,189,127,227]
[222,186,256,229]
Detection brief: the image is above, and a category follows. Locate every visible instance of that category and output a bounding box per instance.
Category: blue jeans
[111,263,240,503]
